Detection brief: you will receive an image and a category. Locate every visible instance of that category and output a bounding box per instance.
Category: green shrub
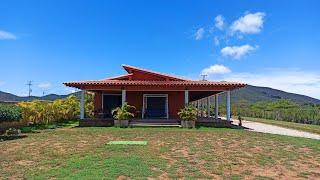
[112,103,135,120]
[18,94,93,126]
[0,104,22,122]
[178,105,198,121]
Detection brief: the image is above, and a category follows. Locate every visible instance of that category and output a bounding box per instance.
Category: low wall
[79,118,114,127]
[0,121,26,134]
[196,118,233,128]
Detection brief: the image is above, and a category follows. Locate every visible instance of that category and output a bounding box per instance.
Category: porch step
[130,123,182,128]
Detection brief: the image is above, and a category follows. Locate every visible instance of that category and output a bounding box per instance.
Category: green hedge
[0,104,22,122]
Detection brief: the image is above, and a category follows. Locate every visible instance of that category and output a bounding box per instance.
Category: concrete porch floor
[79,117,232,128]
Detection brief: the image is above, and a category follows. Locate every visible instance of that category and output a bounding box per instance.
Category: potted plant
[112,103,135,128]
[178,105,198,128]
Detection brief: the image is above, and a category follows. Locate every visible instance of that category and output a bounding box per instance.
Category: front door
[143,94,168,119]
[103,94,122,118]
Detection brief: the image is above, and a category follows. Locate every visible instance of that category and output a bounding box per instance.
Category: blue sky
[1,0,320,98]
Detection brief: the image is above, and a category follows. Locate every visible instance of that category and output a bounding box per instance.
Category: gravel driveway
[231,119,320,140]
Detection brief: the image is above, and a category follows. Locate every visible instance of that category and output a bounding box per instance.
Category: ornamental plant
[112,103,136,120]
[178,105,198,121]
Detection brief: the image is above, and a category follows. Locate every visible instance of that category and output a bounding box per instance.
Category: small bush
[0,104,22,122]
[178,105,198,121]
[112,103,135,120]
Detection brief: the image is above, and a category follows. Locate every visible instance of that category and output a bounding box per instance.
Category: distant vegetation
[0,94,93,129]
[231,99,320,125]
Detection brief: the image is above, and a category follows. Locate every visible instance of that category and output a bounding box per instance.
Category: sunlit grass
[1,127,319,179]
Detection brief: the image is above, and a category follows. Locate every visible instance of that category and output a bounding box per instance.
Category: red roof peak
[121,64,188,81]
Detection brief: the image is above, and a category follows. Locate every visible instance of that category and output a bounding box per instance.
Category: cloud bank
[230,12,266,34]
[201,64,231,75]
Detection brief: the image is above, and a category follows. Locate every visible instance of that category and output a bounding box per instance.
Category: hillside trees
[232,99,320,125]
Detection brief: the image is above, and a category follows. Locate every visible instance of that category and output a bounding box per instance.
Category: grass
[243,117,320,134]
[20,120,79,133]
[1,126,320,179]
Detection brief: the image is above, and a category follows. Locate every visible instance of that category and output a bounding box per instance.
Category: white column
[215,94,219,120]
[184,90,189,105]
[122,89,126,106]
[226,90,231,121]
[207,97,210,117]
[80,90,85,120]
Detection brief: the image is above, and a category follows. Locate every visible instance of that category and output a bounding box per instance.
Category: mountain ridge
[0,85,319,105]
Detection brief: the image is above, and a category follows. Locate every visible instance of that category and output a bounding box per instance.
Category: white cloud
[230,12,266,34]
[201,64,231,75]
[221,44,256,59]
[65,87,78,94]
[214,36,220,46]
[38,83,51,89]
[212,69,320,99]
[0,30,17,40]
[194,28,205,40]
[214,15,225,30]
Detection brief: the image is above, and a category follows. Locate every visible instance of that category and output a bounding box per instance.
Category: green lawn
[243,117,320,135]
[1,126,320,179]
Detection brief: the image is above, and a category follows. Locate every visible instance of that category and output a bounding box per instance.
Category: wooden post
[207,96,210,117]
[184,90,189,105]
[80,90,85,120]
[122,89,126,106]
[226,91,231,121]
[215,94,219,120]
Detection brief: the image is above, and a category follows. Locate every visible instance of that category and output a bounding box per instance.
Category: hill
[230,85,320,105]
[0,85,319,105]
[0,92,69,102]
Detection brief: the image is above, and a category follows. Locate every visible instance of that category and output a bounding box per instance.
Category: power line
[26,81,33,97]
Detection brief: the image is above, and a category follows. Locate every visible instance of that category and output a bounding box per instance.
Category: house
[64,65,246,126]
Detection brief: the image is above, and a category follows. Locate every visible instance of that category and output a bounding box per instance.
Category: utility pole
[26,81,33,97]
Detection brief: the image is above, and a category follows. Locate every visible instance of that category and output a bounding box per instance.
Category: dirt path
[232,119,320,140]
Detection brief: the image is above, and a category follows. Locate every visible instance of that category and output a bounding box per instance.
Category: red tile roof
[64,80,246,87]
[63,65,247,90]
[122,64,188,81]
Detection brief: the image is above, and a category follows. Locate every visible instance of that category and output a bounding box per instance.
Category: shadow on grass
[0,135,27,142]
[231,124,251,130]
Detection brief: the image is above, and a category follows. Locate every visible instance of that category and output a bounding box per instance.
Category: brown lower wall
[79,119,114,127]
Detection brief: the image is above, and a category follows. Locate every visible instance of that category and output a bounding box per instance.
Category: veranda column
[184,90,189,105]
[80,90,85,120]
[122,89,126,106]
[215,94,219,120]
[226,90,231,121]
[207,96,210,117]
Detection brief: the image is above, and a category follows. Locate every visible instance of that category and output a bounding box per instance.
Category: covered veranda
[64,64,246,127]
[76,89,234,127]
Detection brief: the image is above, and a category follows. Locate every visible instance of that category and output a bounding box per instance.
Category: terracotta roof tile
[64,80,246,87]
